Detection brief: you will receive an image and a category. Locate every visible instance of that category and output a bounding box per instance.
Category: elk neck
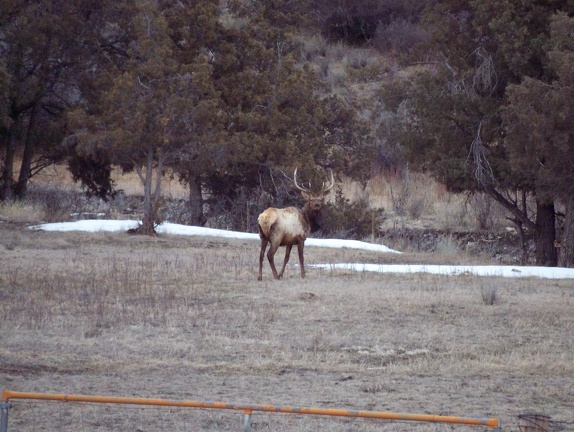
[300,201,323,233]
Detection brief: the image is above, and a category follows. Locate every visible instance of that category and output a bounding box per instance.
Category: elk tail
[257,210,277,238]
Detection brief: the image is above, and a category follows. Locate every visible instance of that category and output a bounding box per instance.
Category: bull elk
[257,168,335,281]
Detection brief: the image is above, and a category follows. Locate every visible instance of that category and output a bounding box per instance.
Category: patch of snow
[311,263,574,279]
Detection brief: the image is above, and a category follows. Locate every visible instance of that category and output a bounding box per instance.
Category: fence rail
[1,390,500,432]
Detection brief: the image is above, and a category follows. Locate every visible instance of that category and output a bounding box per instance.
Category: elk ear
[300,191,310,200]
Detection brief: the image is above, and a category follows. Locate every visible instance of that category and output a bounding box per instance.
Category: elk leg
[266,243,281,279]
[297,243,305,278]
[279,245,292,279]
[258,238,269,281]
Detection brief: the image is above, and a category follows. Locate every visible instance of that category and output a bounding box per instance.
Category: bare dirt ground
[1,221,573,431]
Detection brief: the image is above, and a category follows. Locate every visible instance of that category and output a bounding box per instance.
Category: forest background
[1,0,573,266]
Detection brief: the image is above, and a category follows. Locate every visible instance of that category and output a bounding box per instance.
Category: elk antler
[319,168,335,194]
[293,167,334,194]
[293,167,311,193]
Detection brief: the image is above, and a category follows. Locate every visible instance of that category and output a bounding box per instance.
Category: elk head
[293,167,335,217]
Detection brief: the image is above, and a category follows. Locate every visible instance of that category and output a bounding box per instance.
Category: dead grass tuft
[480,284,500,305]
[0,200,44,223]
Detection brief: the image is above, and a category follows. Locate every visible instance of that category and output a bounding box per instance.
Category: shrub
[27,187,79,222]
[323,11,379,45]
[326,65,348,90]
[319,190,385,240]
[389,175,432,219]
[480,285,499,305]
[326,41,348,62]
[300,34,329,61]
[317,0,427,45]
[374,19,430,53]
[468,193,506,231]
[345,49,372,69]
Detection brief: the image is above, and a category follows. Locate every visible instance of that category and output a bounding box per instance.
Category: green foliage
[503,12,574,202]
[319,190,385,239]
[0,0,110,199]
[68,152,116,201]
[382,68,508,193]
[471,0,559,80]
[67,0,225,232]
[499,11,573,266]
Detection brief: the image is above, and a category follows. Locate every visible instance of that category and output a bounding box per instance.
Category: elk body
[257,168,334,281]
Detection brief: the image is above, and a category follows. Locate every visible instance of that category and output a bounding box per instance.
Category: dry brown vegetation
[1,221,573,431]
[18,163,510,234]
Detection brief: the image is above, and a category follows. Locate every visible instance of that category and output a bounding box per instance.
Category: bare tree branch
[466,120,496,187]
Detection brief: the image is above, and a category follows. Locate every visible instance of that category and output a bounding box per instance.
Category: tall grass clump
[480,285,499,305]
[388,172,433,219]
[299,33,329,61]
[345,49,372,70]
[0,199,44,223]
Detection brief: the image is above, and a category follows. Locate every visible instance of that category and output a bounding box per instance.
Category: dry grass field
[1,219,573,431]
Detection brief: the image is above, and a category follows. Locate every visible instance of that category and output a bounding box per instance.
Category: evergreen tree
[171,0,364,227]
[0,0,118,200]
[69,1,214,234]
[503,13,574,266]
[382,0,573,265]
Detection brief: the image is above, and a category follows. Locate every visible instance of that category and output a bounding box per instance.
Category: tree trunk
[1,122,18,201]
[14,106,38,198]
[133,146,161,236]
[139,165,156,235]
[534,200,557,267]
[559,195,574,267]
[188,174,205,226]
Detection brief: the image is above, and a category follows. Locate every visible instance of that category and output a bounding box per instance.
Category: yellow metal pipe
[1,390,499,428]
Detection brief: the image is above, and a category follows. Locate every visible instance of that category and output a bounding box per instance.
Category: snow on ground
[31,219,574,280]
[310,263,574,279]
[31,220,399,253]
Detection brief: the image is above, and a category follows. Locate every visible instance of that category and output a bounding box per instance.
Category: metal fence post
[1,401,11,432]
[243,410,252,432]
